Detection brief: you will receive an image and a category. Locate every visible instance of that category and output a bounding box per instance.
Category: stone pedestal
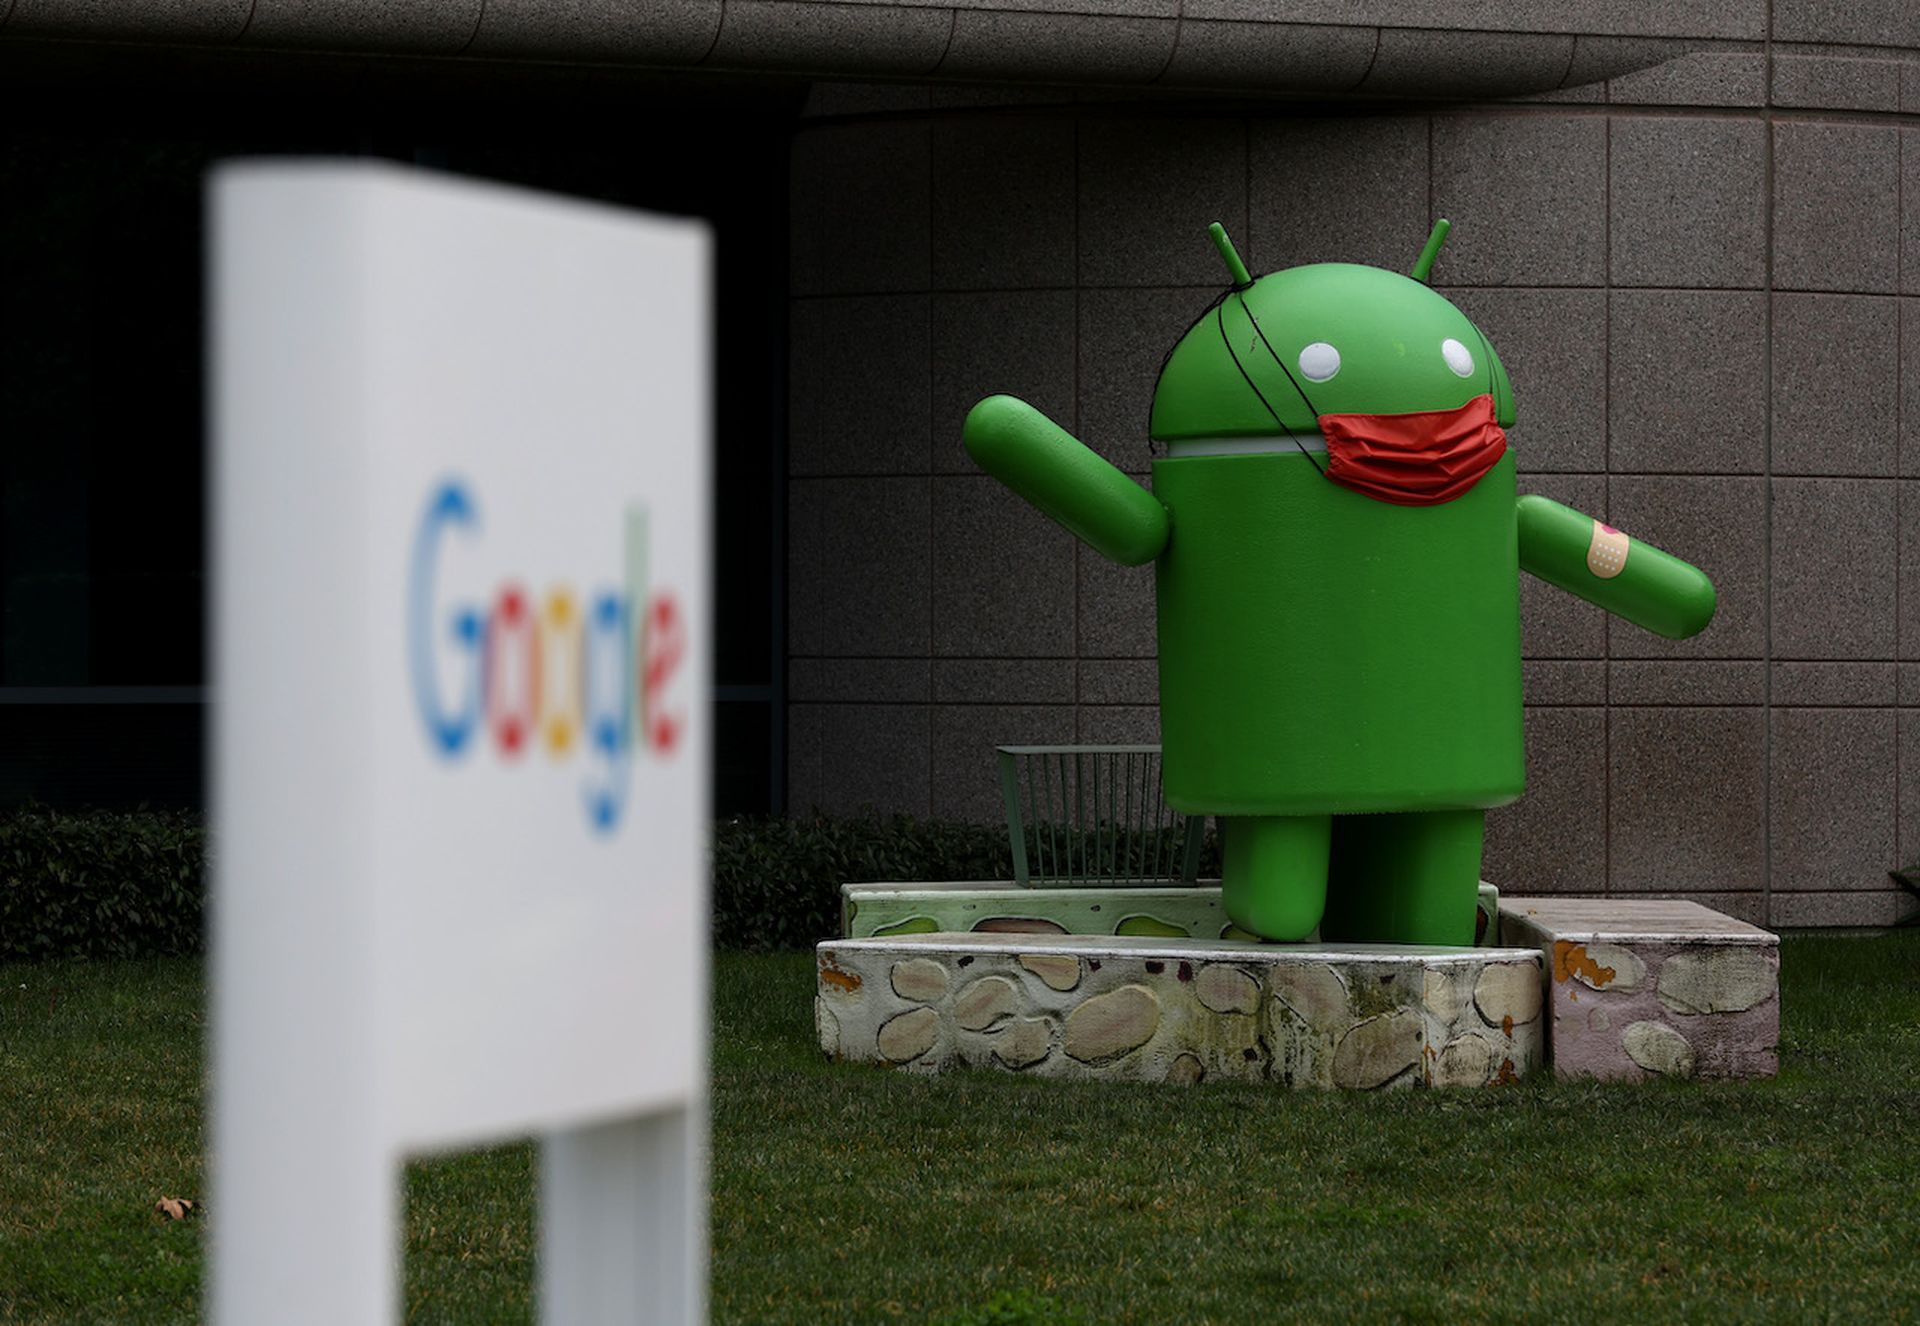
[842,881,1503,946]
[816,932,1544,1088]
[1498,897,1780,1081]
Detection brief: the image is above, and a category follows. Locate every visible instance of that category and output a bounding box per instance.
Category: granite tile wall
[787,53,1920,927]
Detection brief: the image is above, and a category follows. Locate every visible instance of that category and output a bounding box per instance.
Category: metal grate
[996,744,1204,887]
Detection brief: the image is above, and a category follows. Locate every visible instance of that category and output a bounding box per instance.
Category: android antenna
[1208,222,1253,289]
[1411,218,1451,284]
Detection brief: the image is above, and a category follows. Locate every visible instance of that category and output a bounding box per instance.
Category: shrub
[0,804,207,962]
[711,813,1222,951]
[0,806,1220,959]
[711,813,1014,950]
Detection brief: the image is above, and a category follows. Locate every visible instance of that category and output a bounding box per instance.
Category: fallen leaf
[153,1197,197,1221]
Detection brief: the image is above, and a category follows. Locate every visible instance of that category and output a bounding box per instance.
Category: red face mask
[1316,393,1507,507]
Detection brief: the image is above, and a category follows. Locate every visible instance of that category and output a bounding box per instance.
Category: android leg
[1320,809,1484,947]
[1221,814,1330,942]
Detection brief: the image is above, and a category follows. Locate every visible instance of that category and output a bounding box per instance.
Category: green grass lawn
[3,934,1918,1323]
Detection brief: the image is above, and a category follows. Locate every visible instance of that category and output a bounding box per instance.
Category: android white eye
[1442,338,1475,377]
[1298,342,1340,382]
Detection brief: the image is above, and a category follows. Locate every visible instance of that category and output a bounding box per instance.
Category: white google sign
[211,162,709,1323]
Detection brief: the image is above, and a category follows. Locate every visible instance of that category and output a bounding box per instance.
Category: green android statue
[964,221,1715,947]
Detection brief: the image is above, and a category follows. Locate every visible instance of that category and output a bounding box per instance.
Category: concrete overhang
[0,0,1752,102]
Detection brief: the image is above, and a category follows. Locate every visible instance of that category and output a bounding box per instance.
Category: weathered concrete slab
[1498,896,1780,1081]
[842,881,1503,946]
[817,932,1544,1088]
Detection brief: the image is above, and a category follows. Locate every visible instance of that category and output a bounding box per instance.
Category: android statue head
[1149,222,1516,505]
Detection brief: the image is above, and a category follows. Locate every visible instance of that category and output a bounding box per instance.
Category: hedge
[1,806,1221,959]
[0,804,206,962]
[711,813,1016,950]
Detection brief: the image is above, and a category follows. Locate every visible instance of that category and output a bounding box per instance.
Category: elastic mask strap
[1216,296,1326,477]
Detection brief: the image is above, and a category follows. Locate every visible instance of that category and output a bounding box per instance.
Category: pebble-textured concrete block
[1772,122,1899,294]
[1771,478,1896,659]
[1079,287,1217,472]
[932,658,1075,705]
[1160,19,1374,94]
[1769,707,1896,894]
[788,703,931,817]
[1905,133,1920,297]
[1905,482,1920,654]
[1608,661,1765,706]
[1078,658,1158,706]
[1773,0,1920,48]
[1609,118,1764,289]
[788,477,930,656]
[818,933,1544,1087]
[1771,294,1899,476]
[939,10,1175,84]
[708,2,949,75]
[1078,544,1158,658]
[1484,709,1607,896]
[932,118,1076,292]
[1904,302,1920,472]
[789,657,930,705]
[791,295,930,477]
[1769,662,1895,707]
[1500,896,1779,1080]
[1607,707,1766,894]
[1521,660,1606,705]
[1250,116,1428,276]
[1770,54,1901,111]
[1608,476,1765,659]
[931,475,1076,658]
[1443,288,1604,474]
[1432,116,1606,287]
[933,291,1076,474]
[1771,889,1919,928]
[791,122,930,296]
[1609,291,1766,474]
[1078,704,1161,745]
[929,703,1076,824]
[1079,118,1246,289]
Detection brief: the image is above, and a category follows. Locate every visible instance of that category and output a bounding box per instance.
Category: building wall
[786,42,1920,928]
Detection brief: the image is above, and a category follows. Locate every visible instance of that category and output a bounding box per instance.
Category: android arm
[1515,494,1716,640]
[963,395,1170,566]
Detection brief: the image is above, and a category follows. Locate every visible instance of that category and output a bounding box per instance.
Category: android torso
[1151,449,1525,817]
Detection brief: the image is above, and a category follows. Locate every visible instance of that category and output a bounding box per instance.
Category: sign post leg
[540,1107,705,1324]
